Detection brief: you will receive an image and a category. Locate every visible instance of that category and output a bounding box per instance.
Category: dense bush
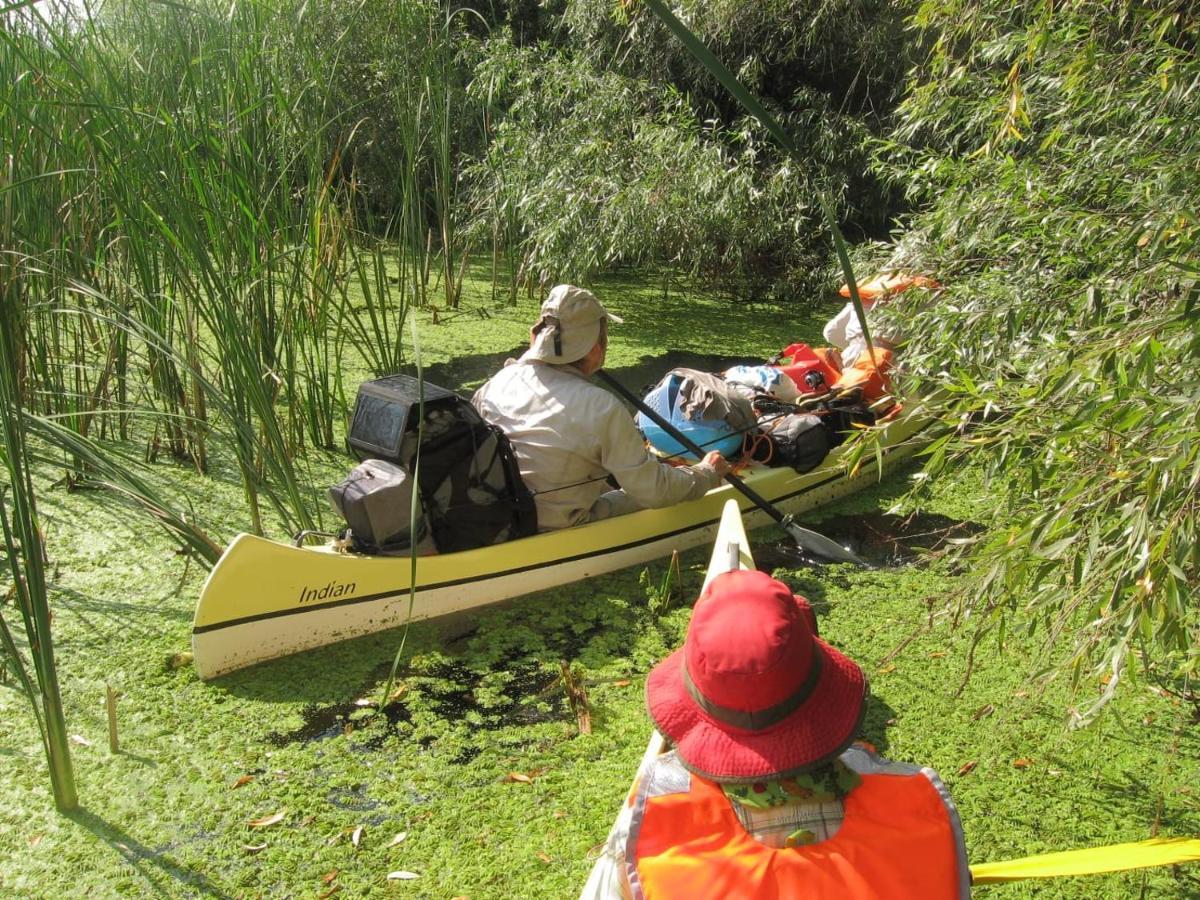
[460,0,915,296]
[464,35,829,296]
[871,0,1200,713]
[563,0,911,129]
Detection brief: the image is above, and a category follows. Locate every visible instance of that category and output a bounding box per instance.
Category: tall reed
[6,2,355,535]
[0,263,78,813]
[0,0,477,808]
[6,0,478,522]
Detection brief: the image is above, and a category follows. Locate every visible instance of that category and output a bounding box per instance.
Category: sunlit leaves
[881,0,1200,716]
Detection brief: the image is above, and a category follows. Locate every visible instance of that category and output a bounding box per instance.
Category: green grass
[2,277,1199,898]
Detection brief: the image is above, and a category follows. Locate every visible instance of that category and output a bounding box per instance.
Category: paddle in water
[596,370,869,567]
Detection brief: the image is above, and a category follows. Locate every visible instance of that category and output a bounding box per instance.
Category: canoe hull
[192,407,933,679]
[579,498,752,898]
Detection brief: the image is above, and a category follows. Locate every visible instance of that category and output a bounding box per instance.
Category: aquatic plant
[0,257,77,813]
[0,0,476,542]
[640,549,682,617]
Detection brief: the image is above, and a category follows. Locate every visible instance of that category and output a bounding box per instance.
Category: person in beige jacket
[472,285,729,531]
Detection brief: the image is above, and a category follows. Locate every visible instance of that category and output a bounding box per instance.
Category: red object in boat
[775,343,841,394]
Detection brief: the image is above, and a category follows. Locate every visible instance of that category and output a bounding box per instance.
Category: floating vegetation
[266,660,567,751]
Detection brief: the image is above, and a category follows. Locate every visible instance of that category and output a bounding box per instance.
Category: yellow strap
[970,837,1200,884]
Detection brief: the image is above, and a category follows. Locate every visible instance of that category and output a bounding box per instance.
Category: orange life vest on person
[625,746,970,900]
[833,346,896,406]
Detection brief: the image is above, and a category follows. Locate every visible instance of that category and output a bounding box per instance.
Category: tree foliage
[464,35,817,292]
[872,0,1200,714]
[461,0,915,294]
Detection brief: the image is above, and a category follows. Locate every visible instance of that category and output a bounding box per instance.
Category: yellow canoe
[192,403,935,679]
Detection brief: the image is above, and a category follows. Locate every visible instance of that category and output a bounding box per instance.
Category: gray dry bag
[328,458,430,554]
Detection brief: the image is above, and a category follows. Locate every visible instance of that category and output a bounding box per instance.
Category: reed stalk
[0,264,78,813]
[2,0,471,551]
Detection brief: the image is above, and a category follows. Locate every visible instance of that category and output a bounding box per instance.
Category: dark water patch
[543,629,599,664]
[756,512,985,570]
[507,667,570,727]
[755,544,852,572]
[417,661,566,730]
[398,347,766,399]
[397,345,526,393]
[266,659,568,750]
[451,746,482,765]
[265,704,349,745]
[412,661,476,721]
[266,698,412,747]
[325,785,381,813]
[440,626,481,654]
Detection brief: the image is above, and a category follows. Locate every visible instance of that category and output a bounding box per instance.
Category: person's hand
[700,450,731,478]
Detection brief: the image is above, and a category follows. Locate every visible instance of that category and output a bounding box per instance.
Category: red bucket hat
[646,569,866,783]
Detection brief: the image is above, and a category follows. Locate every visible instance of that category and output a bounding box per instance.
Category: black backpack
[752,395,878,472]
[340,375,537,553]
[759,413,832,473]
[410,400,538,552]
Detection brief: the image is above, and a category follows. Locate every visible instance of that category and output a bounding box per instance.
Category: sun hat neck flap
[524,285,623,365]
[646,569,866,783]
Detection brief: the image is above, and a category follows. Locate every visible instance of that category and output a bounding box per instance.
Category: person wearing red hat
[583,569,970,899]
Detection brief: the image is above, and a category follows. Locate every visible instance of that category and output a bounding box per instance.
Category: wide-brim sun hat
[646,568,866,783]
[522,284,623,365]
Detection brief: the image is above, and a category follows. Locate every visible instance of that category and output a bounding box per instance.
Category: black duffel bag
[760,413,832,473]
[335,375,537,554]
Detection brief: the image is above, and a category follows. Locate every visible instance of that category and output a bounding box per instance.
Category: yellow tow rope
[970,836,1200,884]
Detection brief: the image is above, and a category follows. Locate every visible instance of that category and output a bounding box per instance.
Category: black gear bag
[337,374,537,553]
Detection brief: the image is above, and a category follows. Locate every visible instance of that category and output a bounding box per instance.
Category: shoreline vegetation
[2,0,1197,895]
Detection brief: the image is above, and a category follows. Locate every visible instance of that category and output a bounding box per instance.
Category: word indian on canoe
[298,579,357,605]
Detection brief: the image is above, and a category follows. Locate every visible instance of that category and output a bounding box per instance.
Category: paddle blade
[784,521,871,567]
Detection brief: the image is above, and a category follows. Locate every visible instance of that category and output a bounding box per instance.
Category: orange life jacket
[832,346,895,406]
[625,746,970,900]
[838,272,940,300]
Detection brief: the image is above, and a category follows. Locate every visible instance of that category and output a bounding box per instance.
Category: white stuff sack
[723,364,800,402]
